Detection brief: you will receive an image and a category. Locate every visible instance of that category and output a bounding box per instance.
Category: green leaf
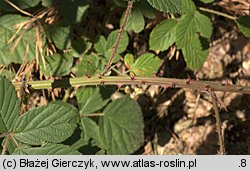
[49,101,79,124]
[76,54,99,77]
[76,86,109,115]
[176,11,212,48]
[0,70,16,82]
[105,30,129,61]
[236,16,250,38]
[81,118,105,148]
[149,19,178,51]
[0,0,40,11]
[0,15,37,65]
[75,4,89,23]
[46,25,72,50]
[122,7,145,33]
[147,0,181,13]
[99,96,144,154]
[176,15,197,48]
[12,103,79,145]
[70,36,92,58]
[182,0,196,14]
[199,0,214,3]
[136,0,156,19]
[107,32,126,54]
[194,12,213,38]
[40,53,74,77]
[6,138,17,154]
[71,137,90,150]
[13,144,80,155]
[124,53,134,69]
[182,34,209,69]
[131,53,161,76]
[59,0,89,25]
[94,36,107,54]
[116,0,156,18]
[95,30,129,63]
[41,0,54,7]
[0,76,19,133]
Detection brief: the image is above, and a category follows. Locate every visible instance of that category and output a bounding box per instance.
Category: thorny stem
[199,7,237,20]
[101,1,133,76]
[2,1,243,157]
[12,76,250,94]
[210,91,225,155]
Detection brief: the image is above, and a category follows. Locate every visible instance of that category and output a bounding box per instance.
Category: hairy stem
[199,7,237,20]
[80,113,104,117]
[210,91,225,154]
[13,76,250,94]
[101,1,133,76]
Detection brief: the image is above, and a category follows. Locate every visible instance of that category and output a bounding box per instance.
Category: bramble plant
[0,0,250,155]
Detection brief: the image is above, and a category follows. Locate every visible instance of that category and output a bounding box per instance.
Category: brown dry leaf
[218,0,250,15]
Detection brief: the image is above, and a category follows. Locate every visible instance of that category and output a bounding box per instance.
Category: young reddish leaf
[124,53,135,69]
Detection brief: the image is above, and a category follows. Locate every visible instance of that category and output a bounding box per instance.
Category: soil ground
[139,19,250,155]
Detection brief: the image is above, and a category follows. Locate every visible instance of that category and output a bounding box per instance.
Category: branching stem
[101,1,133,76]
